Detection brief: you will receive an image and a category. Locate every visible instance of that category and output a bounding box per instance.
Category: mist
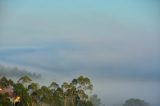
[0,64,41,80]
[0,0,160,106]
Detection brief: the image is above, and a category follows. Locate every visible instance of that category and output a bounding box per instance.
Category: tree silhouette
[123,98,150,106]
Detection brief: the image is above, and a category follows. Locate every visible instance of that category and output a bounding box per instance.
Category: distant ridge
[0,65,41,79]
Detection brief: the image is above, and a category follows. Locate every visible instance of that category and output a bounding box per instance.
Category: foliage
[0,75,152,106]
[14,83,32,106]
[123,98,150,106]
[0,93,12,106]
[0,75,96,106]
[0,76,10,88]
[18,75,32,84]
[90,94,101,106]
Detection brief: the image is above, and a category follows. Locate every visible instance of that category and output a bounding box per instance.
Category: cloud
[0,1,160,105]
[0,44,159,82]
[0,64,41,79]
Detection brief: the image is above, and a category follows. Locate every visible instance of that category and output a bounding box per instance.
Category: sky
[0,0,160,106]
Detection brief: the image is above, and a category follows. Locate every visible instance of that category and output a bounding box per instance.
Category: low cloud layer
[0,0,160,105]
[0,64,41,79]
[0,44,159,82]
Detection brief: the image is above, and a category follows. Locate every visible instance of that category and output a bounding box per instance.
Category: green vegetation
[123,98,150,106]
[0,75,103,106]
[0,75,151,106]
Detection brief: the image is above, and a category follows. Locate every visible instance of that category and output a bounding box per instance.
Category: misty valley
[0,0,159,106]
[0,65,151,106]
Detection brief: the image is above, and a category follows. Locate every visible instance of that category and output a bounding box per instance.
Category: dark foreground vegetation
[0,75,150,106]
[0,75,103,106]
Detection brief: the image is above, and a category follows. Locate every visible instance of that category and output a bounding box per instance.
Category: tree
[72,76,93,91]
[0,75,101,106]
[123,98,150,106]
[52,88,64,106]
[49,81,59,92]
[28,83,39,91]
[39,86,53,105]
[0,93,12,106]
[28,83,39,106]
[14,83,32,106]
[61,82,72,106]
[71,76,93,101]
[18,75,32,85]
[78,100,93,106]
[90,94,101,106]
[0,76,9,88]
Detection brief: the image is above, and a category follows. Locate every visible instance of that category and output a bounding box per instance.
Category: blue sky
[0,0,160,106]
